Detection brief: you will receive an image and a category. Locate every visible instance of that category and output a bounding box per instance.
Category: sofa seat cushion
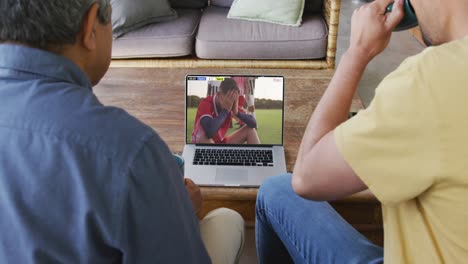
[195,7,328,60]
[112,9,202,59]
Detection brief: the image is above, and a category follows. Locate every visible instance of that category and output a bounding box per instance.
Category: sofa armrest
[323,0,341,69]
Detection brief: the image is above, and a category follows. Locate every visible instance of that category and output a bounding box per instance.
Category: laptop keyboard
[193,149,274,166]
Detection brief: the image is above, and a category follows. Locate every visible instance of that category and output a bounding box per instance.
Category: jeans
[256,174,384,264]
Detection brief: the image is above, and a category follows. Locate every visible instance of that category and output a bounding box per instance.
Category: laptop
[182,75,287,187]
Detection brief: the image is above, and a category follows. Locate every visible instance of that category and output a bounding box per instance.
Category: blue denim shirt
[0,44,210,263]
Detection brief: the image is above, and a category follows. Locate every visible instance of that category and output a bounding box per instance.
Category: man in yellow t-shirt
[256,0,468,263]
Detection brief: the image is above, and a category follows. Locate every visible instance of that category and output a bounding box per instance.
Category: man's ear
[81,3,100,51]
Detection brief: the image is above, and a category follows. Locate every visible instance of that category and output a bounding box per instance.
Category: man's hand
[350,0,404,62]
[232,94,239,115]
[184,178,203,219]
[219,91,236,112]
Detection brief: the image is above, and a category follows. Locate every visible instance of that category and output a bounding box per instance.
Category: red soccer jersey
[192,94,232,144]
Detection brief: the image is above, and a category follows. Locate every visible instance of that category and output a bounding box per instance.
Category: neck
[445,2,468,41]
[60,44,96,85]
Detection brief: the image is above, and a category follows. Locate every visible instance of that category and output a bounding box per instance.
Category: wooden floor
[93,67,383,246]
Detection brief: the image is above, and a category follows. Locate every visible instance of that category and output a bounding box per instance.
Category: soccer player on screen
[192,78,260,144]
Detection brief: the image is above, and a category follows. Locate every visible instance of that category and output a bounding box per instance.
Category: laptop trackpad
[215,168,249,185]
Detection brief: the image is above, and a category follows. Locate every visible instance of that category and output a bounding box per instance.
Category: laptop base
[183,145,286,187]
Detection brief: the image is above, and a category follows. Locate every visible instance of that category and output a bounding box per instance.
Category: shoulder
[395,38,468,81]
[201,96,213,104]
[198,96,214,110]
[61,102,157,162]
[377,38,468,102]
[374,47,434,100]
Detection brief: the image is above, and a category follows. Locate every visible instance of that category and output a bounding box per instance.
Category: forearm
[290,0,403,199]
[236,112,257,128]
[200,110,229,139]
[295,49,370,168]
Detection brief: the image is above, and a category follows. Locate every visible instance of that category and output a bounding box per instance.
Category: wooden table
[94,67,383,245]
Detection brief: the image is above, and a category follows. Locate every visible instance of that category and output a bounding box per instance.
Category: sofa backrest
[209,0,231,8]
[305,0,323,13]
[209,0,323,13]
[170,0,208,9]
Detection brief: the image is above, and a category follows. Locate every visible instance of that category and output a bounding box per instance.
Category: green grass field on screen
[186,108,282,144]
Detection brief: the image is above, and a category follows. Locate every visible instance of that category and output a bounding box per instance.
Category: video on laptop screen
[186,75,284,145]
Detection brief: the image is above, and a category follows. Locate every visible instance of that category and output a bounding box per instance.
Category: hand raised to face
[232,92,239,115]
[350,0,405,62]
[219,90,238,112]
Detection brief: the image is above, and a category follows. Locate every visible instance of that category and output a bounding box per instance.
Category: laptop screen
[186,75,284,146]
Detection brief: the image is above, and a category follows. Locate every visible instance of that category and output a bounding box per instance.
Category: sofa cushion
[111,0,177,38]
[212,0,323,13]
[112,9,202,58]
[195,7,327,60]
[169,0,208,9]
[227,0,305,26]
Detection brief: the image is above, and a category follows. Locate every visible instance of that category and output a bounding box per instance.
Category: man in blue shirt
[0,1,244,263]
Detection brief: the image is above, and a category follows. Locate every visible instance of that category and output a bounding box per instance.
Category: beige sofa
[111,0,341,69]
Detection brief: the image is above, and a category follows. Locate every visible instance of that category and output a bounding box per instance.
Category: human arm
[200,109,229,139]
[235,112,257,128]
[292,0,405,201]
[117,134,210,263]
[231,94,256,127]
[199,91,239,139]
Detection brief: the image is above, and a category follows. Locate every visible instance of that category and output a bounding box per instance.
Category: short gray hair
[0,0,111,49]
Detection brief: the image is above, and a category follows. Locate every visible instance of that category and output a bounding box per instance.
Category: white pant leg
[199,208,245,264]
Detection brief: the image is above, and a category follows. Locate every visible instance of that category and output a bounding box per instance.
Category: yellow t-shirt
[335,36,468,263]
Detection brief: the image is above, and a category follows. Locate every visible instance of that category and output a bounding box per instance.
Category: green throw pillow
[227,0,305,26]
[111,0,177,38]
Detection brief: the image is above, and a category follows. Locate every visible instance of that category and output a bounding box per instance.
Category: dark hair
[219,78,239,94]
[0,0,111,49]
